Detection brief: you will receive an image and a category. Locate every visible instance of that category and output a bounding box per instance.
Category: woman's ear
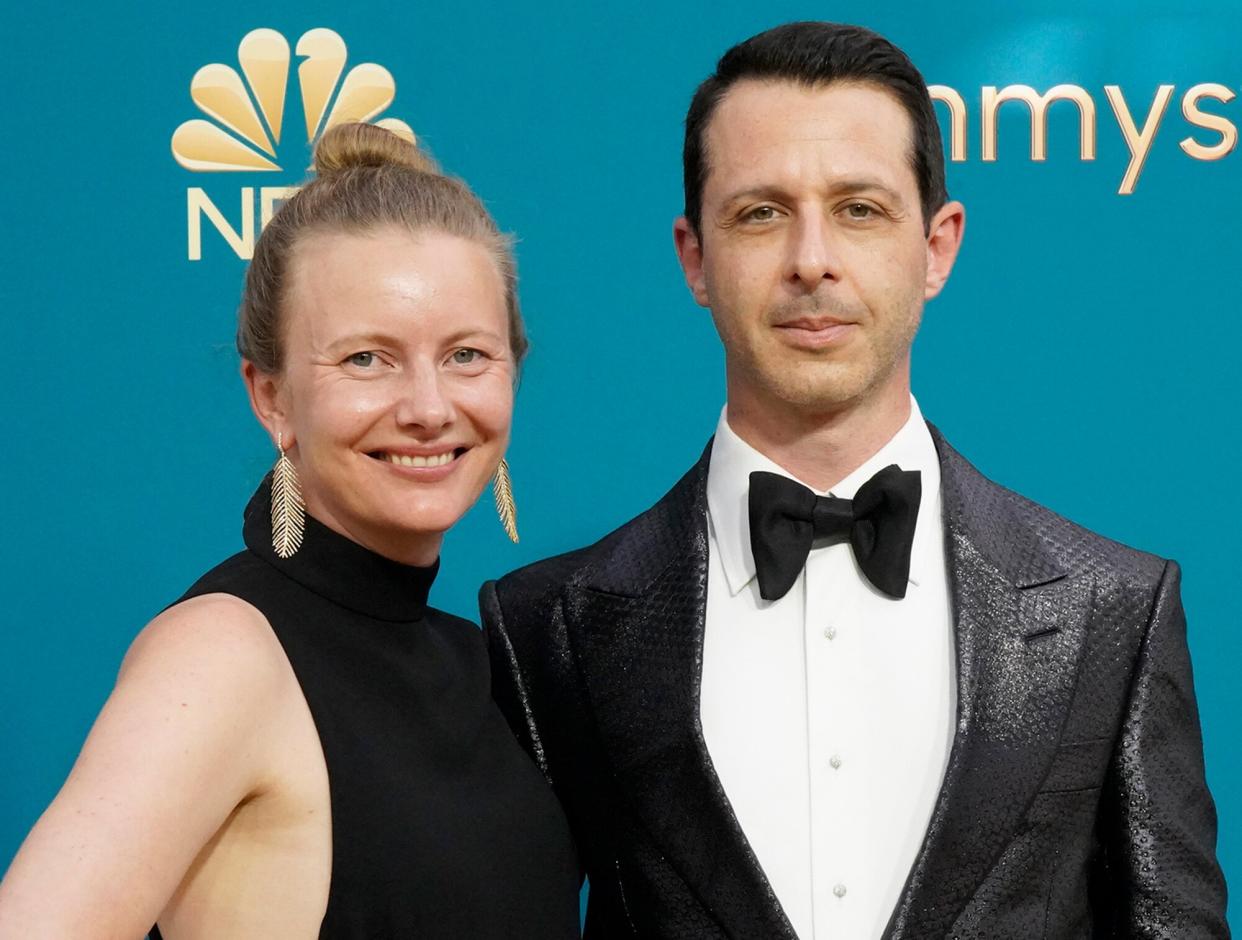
[241,360,291,448]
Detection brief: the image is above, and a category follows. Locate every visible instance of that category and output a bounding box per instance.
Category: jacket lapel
[884,428,1093,938]
[566,445,797,940]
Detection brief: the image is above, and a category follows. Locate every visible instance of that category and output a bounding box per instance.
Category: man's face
[676,79,960,417]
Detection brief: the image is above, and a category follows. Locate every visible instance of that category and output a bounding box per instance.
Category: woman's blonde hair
[238,122,526,374]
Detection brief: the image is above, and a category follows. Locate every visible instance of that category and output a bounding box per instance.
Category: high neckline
[242,474,437,623]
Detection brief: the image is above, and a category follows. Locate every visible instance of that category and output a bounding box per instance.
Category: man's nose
[393,365,455,431]
[786,211,840,288]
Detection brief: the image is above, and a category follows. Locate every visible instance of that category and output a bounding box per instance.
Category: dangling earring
[271,432,305,558]
[492,457,519,543]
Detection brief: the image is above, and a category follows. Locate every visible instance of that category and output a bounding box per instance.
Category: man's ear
[241,360,291,448]
[673,216,711,308]
[924,200,965,301]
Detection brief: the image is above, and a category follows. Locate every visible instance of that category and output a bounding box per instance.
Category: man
[482,22,1228,938]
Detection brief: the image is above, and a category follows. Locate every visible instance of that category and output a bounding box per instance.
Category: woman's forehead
[285,229,507,345]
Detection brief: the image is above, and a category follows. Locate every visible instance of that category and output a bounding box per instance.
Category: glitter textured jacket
[480,427,1229,939]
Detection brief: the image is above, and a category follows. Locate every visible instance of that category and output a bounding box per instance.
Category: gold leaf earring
[492,457,519,543]
[271,432,305,558]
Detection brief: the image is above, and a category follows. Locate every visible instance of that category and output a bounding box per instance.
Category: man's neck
[725,380,913,492]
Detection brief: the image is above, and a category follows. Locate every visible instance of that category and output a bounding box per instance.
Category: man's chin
[756,369,869,413]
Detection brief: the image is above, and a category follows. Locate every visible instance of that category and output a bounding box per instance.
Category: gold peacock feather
[271,445,305,558]
[492,458,519,543]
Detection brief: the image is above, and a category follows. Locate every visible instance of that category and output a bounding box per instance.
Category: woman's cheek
[456,373,514,434]
[323,380,401,421]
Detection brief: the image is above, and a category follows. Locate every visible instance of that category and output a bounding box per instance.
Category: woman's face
[250,226,514,565]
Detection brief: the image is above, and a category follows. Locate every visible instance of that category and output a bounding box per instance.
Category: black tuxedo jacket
[481,427,1228,938]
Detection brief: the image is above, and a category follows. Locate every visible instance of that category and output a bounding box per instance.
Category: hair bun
[312,122,438,175]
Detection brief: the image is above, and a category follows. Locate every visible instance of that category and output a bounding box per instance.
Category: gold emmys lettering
[174,28,415,261]
[931,82,1238,194]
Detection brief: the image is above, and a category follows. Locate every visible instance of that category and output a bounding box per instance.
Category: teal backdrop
[2,0,1238,927]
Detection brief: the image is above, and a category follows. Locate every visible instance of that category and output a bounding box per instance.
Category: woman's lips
[368,447,468,480]
[379,451,456,468]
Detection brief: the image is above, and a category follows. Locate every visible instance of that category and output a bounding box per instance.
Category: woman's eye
[452,348,481,365]
[346,351,377,368]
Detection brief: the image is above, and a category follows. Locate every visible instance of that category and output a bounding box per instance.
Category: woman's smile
[368,446,470,480]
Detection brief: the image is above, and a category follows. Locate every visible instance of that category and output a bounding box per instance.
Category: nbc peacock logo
[175,28,415,261]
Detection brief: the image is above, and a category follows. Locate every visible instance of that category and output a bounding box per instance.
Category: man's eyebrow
[828,177,907,204]
[719,178,907,208]
[719,185,793,208]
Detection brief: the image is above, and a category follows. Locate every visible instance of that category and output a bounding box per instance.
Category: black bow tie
[747,465,921,601]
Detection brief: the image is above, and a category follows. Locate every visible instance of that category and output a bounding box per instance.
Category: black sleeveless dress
[150,479,580,939]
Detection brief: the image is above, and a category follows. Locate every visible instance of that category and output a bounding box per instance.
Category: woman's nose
[393,367,455,431]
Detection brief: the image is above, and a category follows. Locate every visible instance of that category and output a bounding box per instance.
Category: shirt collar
[705,396,942,596]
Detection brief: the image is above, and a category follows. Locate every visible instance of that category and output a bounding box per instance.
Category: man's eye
[744,205,778,223]
[346,351,377,368]
[845,202,876,220]
[452,348,481,364]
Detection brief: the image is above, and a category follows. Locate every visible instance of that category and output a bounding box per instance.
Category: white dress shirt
[700,397,956,939]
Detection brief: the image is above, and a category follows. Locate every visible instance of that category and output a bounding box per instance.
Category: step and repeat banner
[3,0,1238,924]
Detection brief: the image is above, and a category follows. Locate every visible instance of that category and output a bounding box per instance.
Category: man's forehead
[710,78,914,144]
[703,78,915,168]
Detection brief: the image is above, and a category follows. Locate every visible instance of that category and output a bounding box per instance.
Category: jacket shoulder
[1000,477,1164,585]
[488,446,710,618]
[488,504,654,616]
[936,429,1169,590]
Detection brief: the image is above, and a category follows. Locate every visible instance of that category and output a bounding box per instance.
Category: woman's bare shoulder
[0,595,301,936]
[103,590,297,791]
[123,591,289,685]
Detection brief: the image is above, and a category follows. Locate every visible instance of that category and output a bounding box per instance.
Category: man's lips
[775,316,855,331]
[773,317,857,347]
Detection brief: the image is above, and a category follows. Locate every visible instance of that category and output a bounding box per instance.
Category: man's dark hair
[683,22,948,235]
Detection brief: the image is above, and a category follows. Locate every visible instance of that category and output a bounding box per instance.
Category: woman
[0,123,579,938]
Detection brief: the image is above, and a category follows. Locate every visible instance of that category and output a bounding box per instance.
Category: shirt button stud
[824,626,837,640]
[833,883,847,898]
[829,755,842,770]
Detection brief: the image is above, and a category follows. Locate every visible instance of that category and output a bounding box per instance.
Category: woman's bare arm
[0,593,291,938]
